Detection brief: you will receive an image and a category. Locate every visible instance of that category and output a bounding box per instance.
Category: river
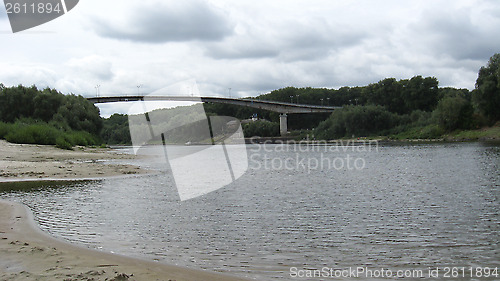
[1,142,499,280]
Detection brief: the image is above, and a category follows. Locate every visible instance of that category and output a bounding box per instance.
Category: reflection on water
[1,142,499,280]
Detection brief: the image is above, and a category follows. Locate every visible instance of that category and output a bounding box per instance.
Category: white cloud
[0,63,58,88]
[67,55,114,81]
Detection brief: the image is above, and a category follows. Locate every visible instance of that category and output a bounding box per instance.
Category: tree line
[0,85,103,149]
[203,53,499,139]
[0,53,498,146]
[316,53,499,139]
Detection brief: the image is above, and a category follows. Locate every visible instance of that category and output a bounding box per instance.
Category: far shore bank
[245,123,500,144]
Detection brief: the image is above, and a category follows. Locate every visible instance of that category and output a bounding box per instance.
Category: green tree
[472,53,500,122]
[433,96,473,131]
[316,105,399,139]
[33,88,64,122]
[364,78,407,114]
[0,85,37,122]
[53,94,103,135]
[402,76,439,112]
[242,120,279,137]
[100,114,131,144]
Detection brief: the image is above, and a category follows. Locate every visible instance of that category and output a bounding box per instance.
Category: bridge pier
[279,113,287,136]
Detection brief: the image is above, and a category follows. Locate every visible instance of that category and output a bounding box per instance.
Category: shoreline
[0,200,250,281]
[0,140,149,182]
[0,140,251,280]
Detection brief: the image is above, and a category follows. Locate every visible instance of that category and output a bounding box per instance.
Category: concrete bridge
[87,95,340,135]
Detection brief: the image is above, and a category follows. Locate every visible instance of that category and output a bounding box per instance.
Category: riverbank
[0,140,147,181]
[0,200,250,281]
[0,140,251,280]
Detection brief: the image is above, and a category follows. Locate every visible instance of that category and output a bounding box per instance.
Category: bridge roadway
[87,95,341,135]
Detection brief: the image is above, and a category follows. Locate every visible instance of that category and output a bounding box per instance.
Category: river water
[1,142,499,280]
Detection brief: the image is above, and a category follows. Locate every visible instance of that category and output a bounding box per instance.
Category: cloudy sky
[0,0,499,116]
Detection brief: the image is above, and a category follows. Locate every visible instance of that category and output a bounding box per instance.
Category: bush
[1,120,100,149]
[55,135,73,150]
[5,123,61,145]
[5,127,35,144]
[433,96,473,131]
[0,121,13,139]
[316,105,400,139]
[68,131,99,146]
[242,120,280,137]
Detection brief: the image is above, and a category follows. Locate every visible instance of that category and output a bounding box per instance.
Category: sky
[0,0,499,116]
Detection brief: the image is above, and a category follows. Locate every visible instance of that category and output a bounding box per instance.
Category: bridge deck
[87,95,340,114]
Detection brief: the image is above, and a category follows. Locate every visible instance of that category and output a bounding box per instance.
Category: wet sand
[0,140,146,180]
[0,140,250,280]
[0,200,250,281]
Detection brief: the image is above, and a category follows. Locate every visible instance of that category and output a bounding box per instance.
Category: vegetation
[100,114,131,145]
[0,53,498,146]
[0,85,102,149]
[314,54,499,140]
[472,53,500,123]
[242,120,279,137]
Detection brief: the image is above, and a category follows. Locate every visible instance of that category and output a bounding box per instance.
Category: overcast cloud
[92,0,233,43]
[0,0,498,116]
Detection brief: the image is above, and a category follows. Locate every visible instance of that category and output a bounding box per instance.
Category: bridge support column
[279,113,288,136]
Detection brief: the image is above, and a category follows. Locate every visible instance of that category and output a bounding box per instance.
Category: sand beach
[0,140,250,281]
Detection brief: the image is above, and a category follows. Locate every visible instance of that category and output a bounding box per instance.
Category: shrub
[5,123,61,144]
[69,131,99,146]
[433,96,474,131]
[55,135,73,150]
[242,120,280,137]
[5,127,35,144]
[0,122,12,139]
[316,105,400,139]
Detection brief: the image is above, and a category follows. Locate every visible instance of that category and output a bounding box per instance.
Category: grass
[390,124,445,140]
[445,124,500,140]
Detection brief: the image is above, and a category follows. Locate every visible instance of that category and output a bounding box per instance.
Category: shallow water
[1,142,499,280]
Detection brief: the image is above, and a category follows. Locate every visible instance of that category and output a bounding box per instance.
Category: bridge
[87,95,340,136]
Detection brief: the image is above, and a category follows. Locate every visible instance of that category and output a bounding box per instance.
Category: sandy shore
[0,200,250,281]
[0,140,150,181]
[0,140,251,280]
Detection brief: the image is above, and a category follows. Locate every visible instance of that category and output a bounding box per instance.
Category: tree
[316,105,399,139]
[33,88,64,122]
[402,76,439,112]
[100,114,131,144]
[53,94,103,134]
[433,96,473,131]
[363,78,407,114]
[472,53,500,123]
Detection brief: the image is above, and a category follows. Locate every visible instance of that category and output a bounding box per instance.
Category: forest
[206,53,500,139]
[0,85,102,149]
[0,53,498,147]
